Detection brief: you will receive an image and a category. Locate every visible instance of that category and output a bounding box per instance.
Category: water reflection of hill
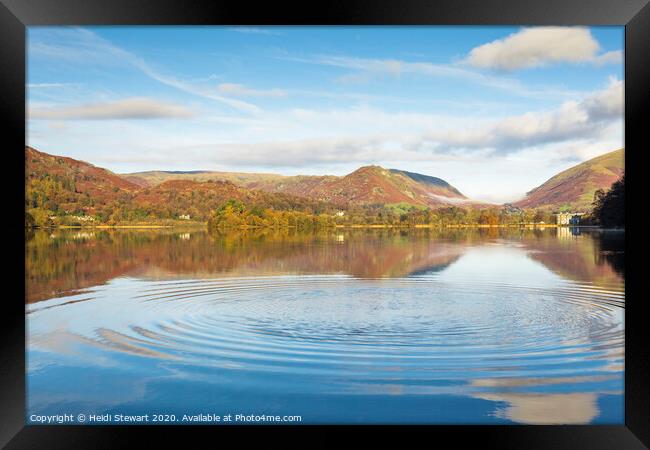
[521,228,624,287]
[25,227,624,304]
[25,228,467,303]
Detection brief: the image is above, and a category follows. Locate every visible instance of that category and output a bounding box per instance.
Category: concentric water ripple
[28,274,624,390]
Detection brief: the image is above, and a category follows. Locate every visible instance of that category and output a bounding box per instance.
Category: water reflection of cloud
[30,328,174,360]
[470,374,618,388]
[475,391,600,424]
[469,373,626,424]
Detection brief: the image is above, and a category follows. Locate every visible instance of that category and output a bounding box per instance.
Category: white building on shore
[555,212,584,225]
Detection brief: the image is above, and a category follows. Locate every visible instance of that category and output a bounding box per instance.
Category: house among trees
[555,212,583,225]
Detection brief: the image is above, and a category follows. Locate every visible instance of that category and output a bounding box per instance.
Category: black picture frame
[2,0,648,447]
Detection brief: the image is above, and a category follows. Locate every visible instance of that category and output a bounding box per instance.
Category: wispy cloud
[463,27,622,71]
[29,28,263,114]
[29,97,195,120]
[217,83,287,97]
[95,135,423,170]
[230,27,284,36]
[133,63,262,114]
[280,54,585,100]
[28,83,78,89]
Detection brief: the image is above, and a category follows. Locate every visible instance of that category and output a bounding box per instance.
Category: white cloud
[413,78,623,152]
[427,194,474,204]
[581,77,624,120]
[217,83,287,97]
[182,137,402,167]
[464,27,621,71]
[29,97,194,120]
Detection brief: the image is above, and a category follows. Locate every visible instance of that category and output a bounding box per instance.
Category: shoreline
[27,223,610,231]
[27,224,206,230]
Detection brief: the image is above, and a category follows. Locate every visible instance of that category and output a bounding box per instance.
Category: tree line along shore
[25,176,624,231]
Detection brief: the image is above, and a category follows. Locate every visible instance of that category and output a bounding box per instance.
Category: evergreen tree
[592,175,624,227]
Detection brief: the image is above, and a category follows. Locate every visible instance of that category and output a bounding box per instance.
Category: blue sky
[27,26,624,203]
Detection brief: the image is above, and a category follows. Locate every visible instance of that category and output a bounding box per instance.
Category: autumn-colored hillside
[25,147,337,226]
[26,146,140,220]
[291,165,467,207]
[125,164,469,209]
[130,178,336,220]
[26,146,139,195]
[514,149,624,211]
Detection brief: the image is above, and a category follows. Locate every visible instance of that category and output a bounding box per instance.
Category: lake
[26,227,624,424]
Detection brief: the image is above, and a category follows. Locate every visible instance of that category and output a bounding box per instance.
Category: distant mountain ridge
[160,170,213,174]
[514,149,624,211]
[124,164,469,208]
[121,170,290,189]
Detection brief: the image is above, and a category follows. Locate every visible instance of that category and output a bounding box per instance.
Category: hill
[121,170,288,188]
[272,165,468,208]
[514,149,624,211]
[25,147,337,225]
[130,178,336,220]
[26,146,140,217]
[26,146,140,194]
[124,165,469,209]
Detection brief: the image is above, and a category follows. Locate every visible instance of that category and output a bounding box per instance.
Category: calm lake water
[26,227,624,424]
